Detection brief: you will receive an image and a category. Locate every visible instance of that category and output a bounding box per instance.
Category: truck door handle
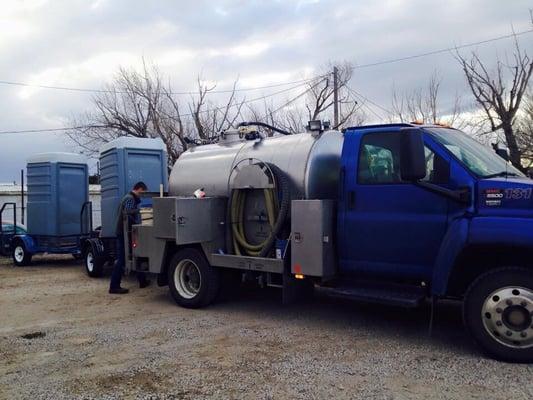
[348,191,356,209]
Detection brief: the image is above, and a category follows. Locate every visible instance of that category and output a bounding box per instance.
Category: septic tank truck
[128,121,533,363]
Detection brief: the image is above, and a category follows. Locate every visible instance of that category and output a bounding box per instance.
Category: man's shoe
[109,287,129,294]
[139,280,151,289]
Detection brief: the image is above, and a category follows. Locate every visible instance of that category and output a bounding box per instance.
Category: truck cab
[339,124,531,292]
[335,124,533,362]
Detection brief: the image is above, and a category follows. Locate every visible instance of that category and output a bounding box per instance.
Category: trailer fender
[14,235,37,254]
[84,238,106,259]
[431,218,470,296]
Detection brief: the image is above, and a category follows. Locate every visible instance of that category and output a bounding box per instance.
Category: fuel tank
[169,130,344,199]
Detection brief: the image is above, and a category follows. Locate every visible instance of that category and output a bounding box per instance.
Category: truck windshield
[428,128,525,178]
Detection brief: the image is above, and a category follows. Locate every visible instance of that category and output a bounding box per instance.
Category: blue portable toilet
[99,137,168,238]
[10,153,91,266]
[26,153,89,237]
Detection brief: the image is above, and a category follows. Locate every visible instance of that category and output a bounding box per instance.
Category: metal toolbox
[291,200,336,278]
[152,196,226,244]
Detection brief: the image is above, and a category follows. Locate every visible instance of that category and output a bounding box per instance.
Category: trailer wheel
[463,267,533,363]
[84,246,104,278]
[12,241,32,266]
[167,248,220,308]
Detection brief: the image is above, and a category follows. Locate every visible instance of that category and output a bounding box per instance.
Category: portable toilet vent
[99,137,168,238]
[26,153,89,237]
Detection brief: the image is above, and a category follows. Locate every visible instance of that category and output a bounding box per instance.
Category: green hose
[231,188,277,256]
[228,163,291,258]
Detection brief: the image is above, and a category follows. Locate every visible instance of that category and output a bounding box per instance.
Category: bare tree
[68,62,187,164]
[305,62,361,129]
[456,36,533,170]
[249,62,364,134]
[69,60,364,166]
[68,62,243,165]
[516,88,533,169]
[390,70,464,127]
[189,78,245,141]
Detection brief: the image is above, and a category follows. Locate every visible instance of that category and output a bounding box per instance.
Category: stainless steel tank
[169,130,344,199]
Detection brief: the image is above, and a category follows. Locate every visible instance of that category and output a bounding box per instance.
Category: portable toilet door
[26,153,89,238]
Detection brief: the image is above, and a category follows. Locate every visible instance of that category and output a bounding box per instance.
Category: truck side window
[358,134,401,184]
[357,134,450,185]
[422,147,450,184]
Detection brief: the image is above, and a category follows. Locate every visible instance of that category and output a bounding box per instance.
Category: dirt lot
[1,256,532,400]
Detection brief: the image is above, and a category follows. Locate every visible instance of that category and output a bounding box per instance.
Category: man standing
[109,181,150,294]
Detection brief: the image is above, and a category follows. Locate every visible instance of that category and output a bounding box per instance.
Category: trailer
[128,121,533,363]
[10,153,94,265]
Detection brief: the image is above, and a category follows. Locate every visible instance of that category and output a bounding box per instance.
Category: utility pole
[333,66,339,128]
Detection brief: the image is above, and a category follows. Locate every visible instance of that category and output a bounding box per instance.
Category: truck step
[317,281,428,308]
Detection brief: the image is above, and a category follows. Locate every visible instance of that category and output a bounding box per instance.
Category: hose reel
[227,160,290,258]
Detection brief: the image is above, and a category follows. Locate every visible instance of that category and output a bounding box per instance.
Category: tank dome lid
[27,152,87,165]
[100,137,167,153]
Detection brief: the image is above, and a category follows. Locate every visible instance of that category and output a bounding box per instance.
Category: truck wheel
[12,241,32,266]
[167,248,220,308]
[463,267,533,363]
[84,247,104,278]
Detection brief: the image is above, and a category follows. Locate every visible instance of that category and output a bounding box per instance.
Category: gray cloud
[0,0,532,181]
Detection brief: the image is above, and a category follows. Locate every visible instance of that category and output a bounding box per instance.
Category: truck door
[339,130,450,280]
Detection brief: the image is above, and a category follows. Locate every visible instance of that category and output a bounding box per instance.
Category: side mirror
[400,128,426,181]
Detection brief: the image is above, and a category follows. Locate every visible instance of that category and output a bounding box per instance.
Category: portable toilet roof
[27,152,88,165]
[100,137,166,153]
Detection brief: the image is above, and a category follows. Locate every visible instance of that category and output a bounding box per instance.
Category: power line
[262,77,327,120]
[0,75,326,95]
[0,126,98,135]
[347,87,392,115]
[0,78,321,135]
[1,28,530,95]
[2,28,532,133]
[346,86,389,120]
[353,28,533,69]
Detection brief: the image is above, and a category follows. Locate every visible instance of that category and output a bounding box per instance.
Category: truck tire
[12,240,32,266]
[463,267,533,363]
[84,246,104,278]
[167,248,220,308]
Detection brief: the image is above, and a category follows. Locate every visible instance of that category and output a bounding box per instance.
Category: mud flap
[282,268,314,305]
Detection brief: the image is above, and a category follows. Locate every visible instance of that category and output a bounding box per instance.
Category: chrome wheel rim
[174,259,201,299]
[482,286,533,349]
[86,252,94,272]
[14,246,24,263]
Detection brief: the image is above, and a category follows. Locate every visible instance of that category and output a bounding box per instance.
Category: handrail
[79,201,93,235]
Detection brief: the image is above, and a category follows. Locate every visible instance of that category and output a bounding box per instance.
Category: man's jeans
[110,236,147,290]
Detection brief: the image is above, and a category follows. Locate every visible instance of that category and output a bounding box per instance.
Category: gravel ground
[0,255,532,400]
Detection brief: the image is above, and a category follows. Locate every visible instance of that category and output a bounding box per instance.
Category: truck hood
[478,177,533,217]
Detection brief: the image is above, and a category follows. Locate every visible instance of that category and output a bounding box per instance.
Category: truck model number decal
[484,189,502,206]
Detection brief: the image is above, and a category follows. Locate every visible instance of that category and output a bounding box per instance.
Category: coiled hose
[228,164,290,258]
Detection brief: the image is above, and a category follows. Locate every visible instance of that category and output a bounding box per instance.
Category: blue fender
[468,217,533,247]
[14,234,37,254]
[431,218,470,296]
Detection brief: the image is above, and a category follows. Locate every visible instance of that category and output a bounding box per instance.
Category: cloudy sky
[0,0,532,182]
